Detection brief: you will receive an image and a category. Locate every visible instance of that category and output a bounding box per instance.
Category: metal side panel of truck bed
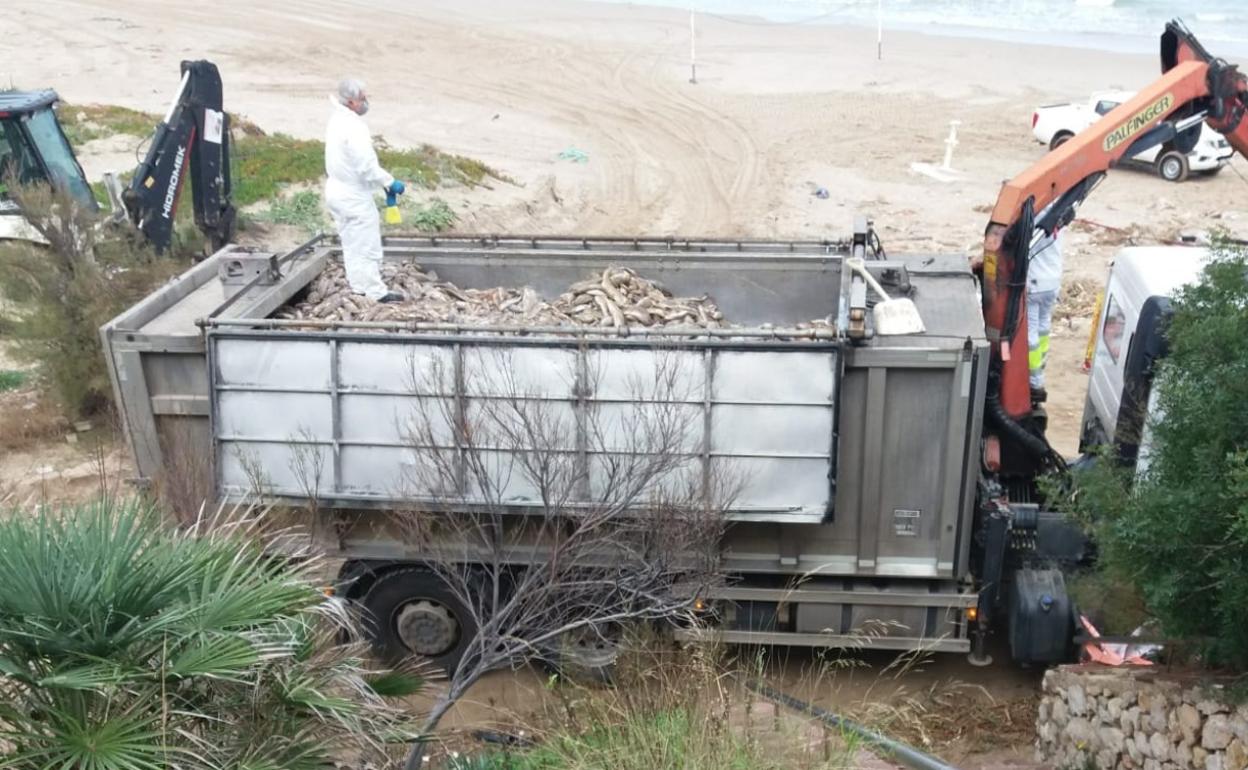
[207,326,842,523]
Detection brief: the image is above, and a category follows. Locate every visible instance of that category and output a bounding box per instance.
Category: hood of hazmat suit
[324,96,395,299]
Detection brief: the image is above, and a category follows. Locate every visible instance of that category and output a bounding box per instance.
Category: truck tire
[1049,132,1074,151]
[1157,151,1189,183]
[540,624,622,685]
[361,568,477,675]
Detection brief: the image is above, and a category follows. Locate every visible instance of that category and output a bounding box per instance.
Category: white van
[1080,246,1210,473]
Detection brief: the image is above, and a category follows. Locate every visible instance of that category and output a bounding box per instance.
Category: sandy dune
[6,0,1248,454]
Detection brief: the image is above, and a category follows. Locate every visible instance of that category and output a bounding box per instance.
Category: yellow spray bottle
[383,188,402,225]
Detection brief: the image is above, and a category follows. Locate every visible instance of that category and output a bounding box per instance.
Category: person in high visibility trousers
[1027,230,1063,403]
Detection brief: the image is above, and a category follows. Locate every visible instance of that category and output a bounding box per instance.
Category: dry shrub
[0,182,186,419]
[150,419,216,524]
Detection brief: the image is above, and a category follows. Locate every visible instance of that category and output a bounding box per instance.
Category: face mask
[355,99,370,116]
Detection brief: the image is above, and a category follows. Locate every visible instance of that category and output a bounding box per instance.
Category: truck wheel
[541,624,621,685]
[1049,132,1074,151]
[361,568,477,675]
[1157,151,1189,182]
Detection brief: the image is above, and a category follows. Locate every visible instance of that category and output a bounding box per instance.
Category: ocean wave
[606,0,1248,54]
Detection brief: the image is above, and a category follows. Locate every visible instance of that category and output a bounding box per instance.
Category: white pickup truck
[1032,90,1233,182]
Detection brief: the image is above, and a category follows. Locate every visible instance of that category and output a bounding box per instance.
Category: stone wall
[1037,666,1248,770]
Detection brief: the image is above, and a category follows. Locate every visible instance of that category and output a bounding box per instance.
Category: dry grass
[0,385,66,453]
[150,420,216,525]
[426,637,880,770]
[869,689,1039,754]
[1055,277,1102,322]
[428,631,1040,769]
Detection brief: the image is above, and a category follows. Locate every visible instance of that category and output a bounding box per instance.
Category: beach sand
[6,0,1248,455]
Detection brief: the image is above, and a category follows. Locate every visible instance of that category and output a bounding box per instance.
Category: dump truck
[102,225,1085,670]
[101,20,1248,671]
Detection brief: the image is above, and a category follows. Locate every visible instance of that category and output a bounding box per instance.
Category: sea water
[601,0,1248,56]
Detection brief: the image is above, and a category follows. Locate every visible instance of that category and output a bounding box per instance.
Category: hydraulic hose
[746,679,961,770]
[984,385,1050,459]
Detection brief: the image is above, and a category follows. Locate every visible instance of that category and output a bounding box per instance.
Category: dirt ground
[414,640,1046,769]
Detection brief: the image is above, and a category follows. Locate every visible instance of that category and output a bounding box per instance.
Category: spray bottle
[383,179,404,225]
[383,189,402,225]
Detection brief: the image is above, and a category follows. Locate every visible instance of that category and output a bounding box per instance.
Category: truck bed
[103,232,987,579]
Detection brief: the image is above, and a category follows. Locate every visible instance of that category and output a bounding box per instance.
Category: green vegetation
[0,498,423,769]
[232,133,328,206]
[1066,569,1151,636]
[56,103,159,145]
[0,369,27,392]
[406,196,458,232]
[453,709,781,770]
[55,101,503,205]
[233,133,504,206]
[259,188,326,233]
[1057,244,1248,670]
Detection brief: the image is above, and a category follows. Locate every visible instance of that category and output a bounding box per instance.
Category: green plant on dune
[405,197,458,232]
[47,101,502,224]
[56,103,161,145]
[0,370,27,392]
[261,189,327,233]
[0,498,424,769]
[233,134,506,207]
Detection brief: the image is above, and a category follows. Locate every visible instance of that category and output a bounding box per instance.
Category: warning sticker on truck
[893,509,920,537]
[204,109,224,145]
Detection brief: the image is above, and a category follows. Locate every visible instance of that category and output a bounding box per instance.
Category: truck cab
[0,90,97,240]
[1080,246,1209,472]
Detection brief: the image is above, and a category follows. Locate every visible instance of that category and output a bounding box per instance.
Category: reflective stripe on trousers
[1027,289,1058,390]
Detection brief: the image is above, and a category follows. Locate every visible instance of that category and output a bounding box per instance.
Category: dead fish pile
[550,267,724,328]
[273,261,728,329]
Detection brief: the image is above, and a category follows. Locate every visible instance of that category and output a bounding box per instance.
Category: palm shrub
[0,498,423,769]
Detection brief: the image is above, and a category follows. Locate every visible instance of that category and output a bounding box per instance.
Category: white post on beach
[690,6,697,84]
[942,120,962,171]
[877,0,883,60]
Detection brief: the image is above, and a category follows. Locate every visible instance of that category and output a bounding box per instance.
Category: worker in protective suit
[1026,229,1064,404]
[325,79,405,302]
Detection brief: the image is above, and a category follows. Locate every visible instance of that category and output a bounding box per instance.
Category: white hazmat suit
[324,97,394,300]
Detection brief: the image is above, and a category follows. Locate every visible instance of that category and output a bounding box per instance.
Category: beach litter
[557,146,589,163]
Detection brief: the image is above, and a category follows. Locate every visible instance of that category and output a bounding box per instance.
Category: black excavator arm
[123,60,236,254]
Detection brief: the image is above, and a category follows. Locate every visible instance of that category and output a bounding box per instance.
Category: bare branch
[382,345,731,748]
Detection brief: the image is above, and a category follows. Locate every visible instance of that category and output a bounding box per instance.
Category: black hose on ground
[745,679,962,770]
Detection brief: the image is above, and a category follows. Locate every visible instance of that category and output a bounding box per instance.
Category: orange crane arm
[978,20,1248,470]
